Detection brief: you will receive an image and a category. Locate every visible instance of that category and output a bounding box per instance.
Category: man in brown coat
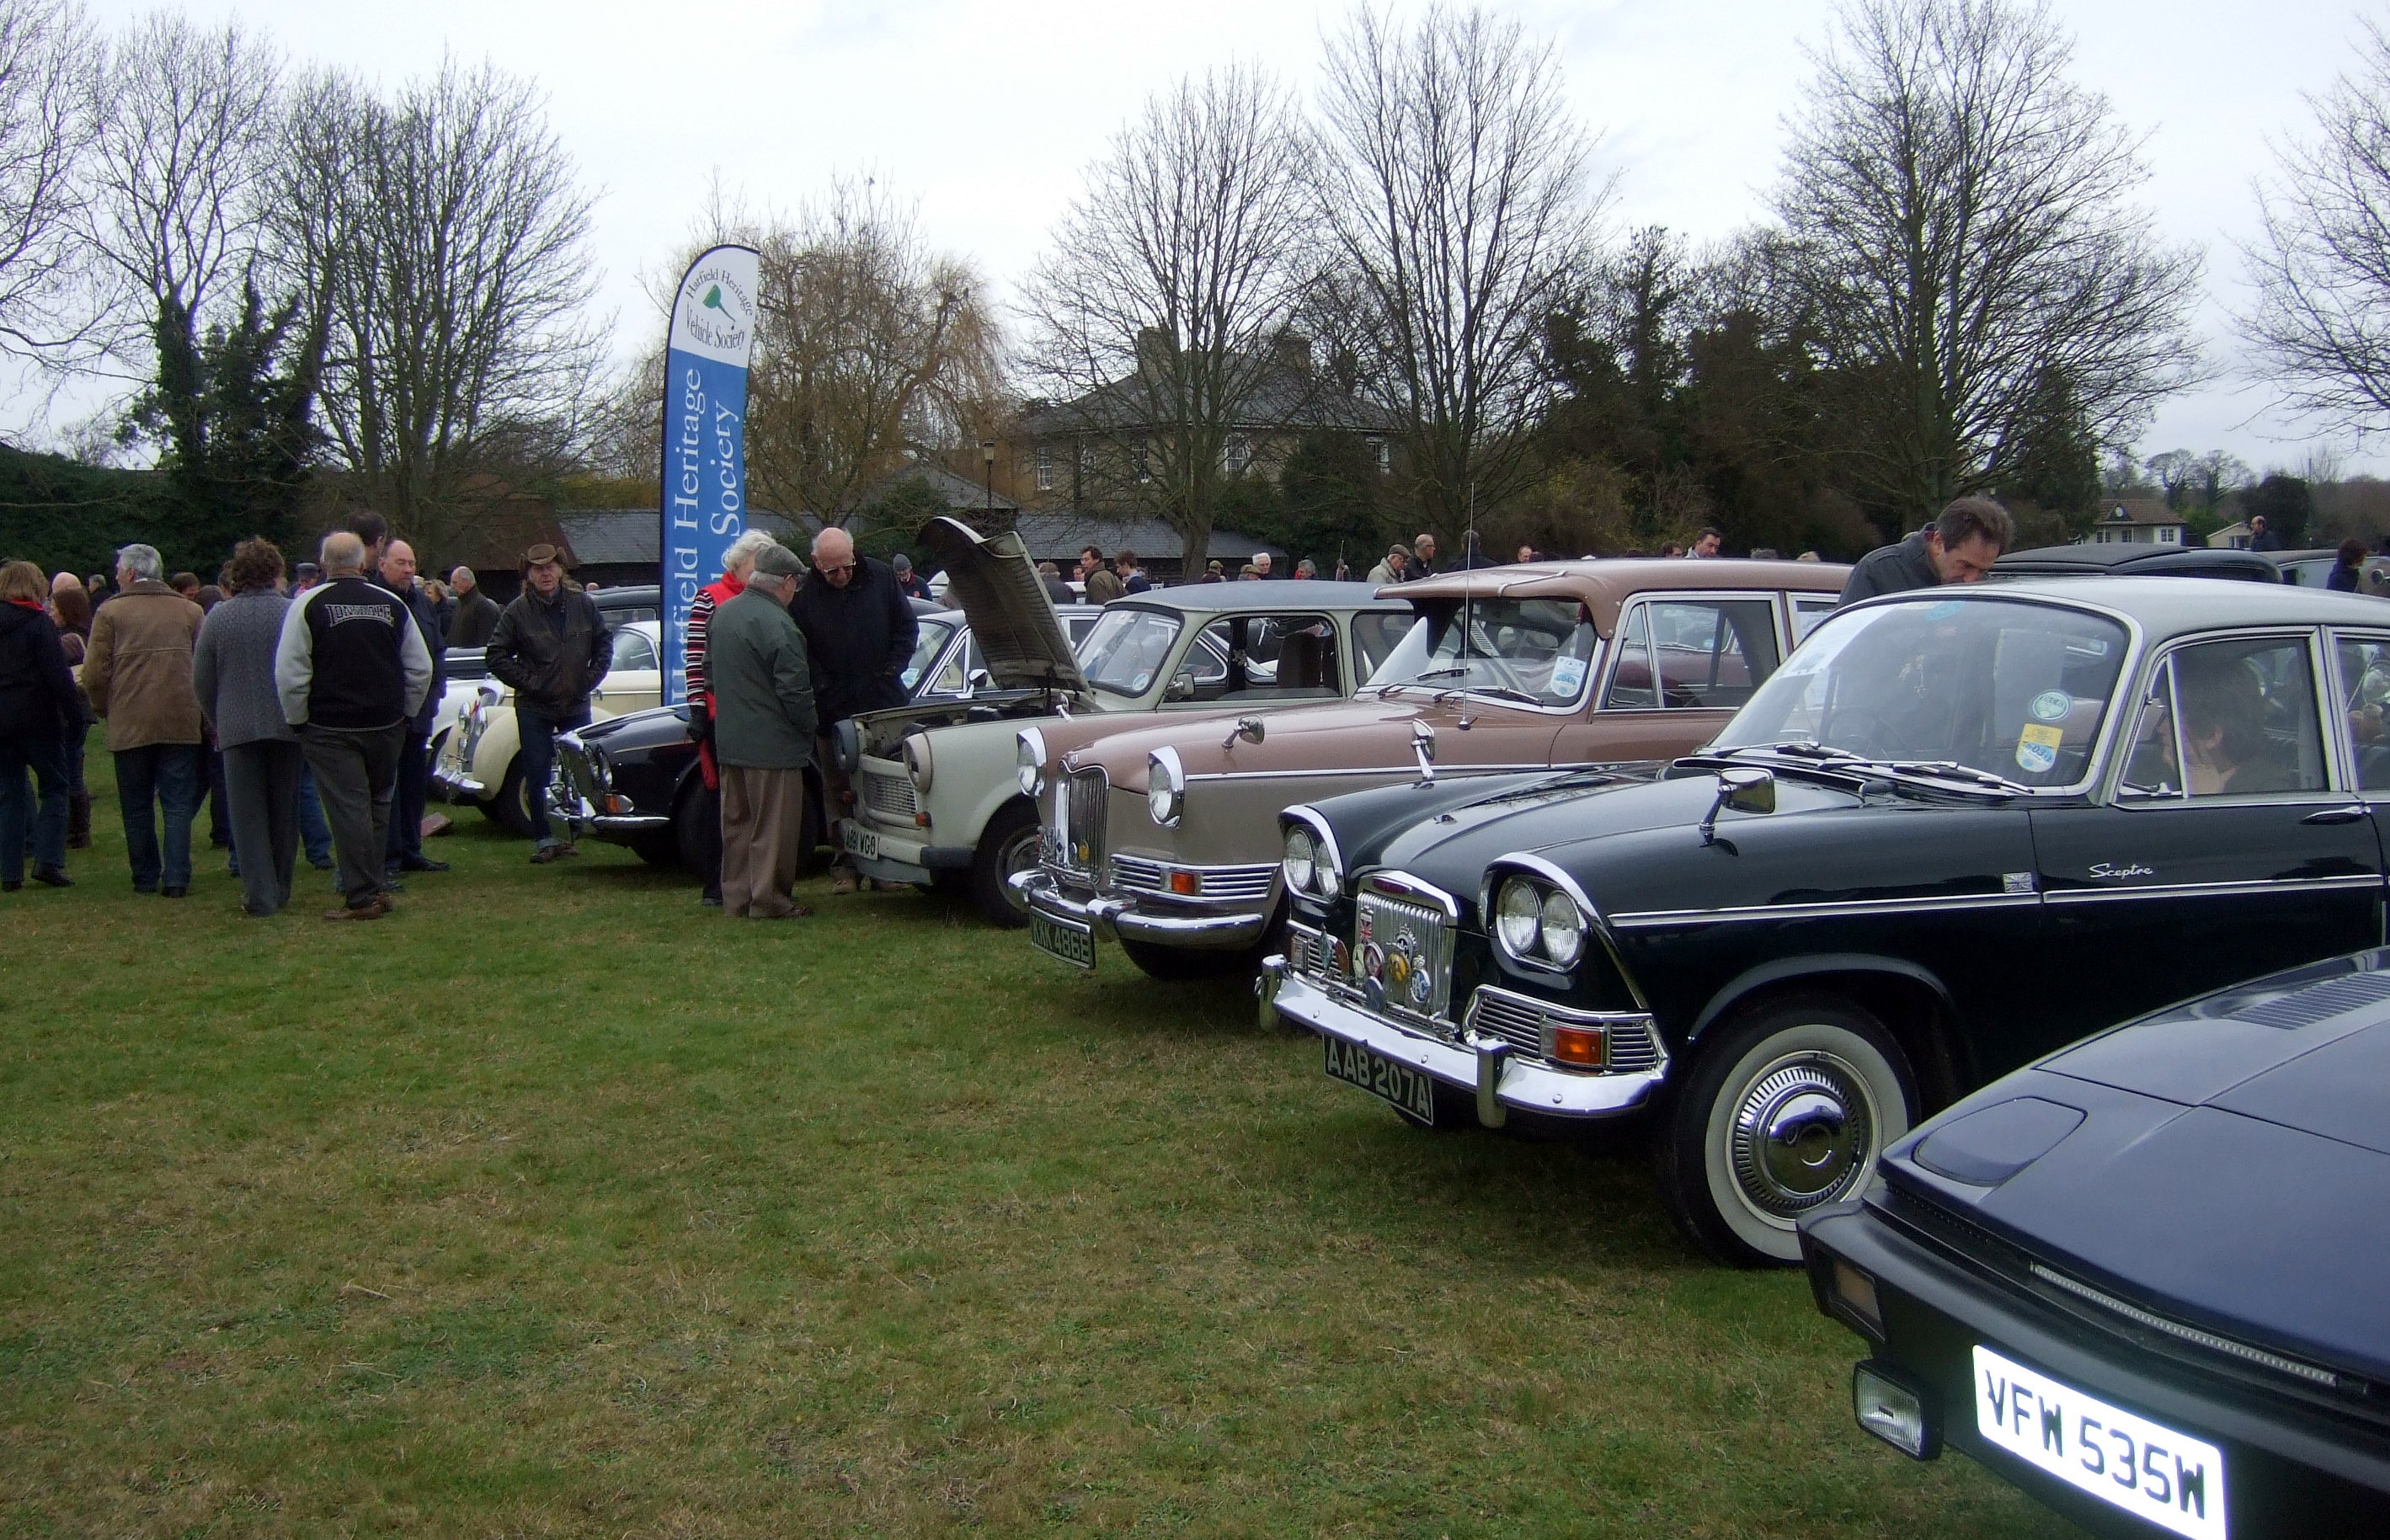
[81,542,205,895]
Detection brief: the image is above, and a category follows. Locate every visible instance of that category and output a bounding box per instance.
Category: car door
[1557,594,1785,767]
[2029,628,2386,1061]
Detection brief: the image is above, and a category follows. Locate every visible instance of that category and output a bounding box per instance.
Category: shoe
[161,886,187,898]
[755,903,815,919]
[530,844,564,865]
[134,884,157,895]
[323,896,389,921]
[870,878,909,893]
[377,871,408,893]
[556,841,579,858]
[308,858,333,871]
[701,893,723,907]
[397,855,450,873]
[30,866,70,888]
[830,870,860,895]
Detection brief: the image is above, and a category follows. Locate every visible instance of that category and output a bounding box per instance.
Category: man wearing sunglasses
[791,526,918,893]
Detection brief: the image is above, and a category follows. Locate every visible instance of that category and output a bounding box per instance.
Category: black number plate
[1323,1036,1438,1124]
[1032,912,1096,970]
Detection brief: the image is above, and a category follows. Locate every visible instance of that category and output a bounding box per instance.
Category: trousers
[300,722,403,909]
[223,739,302,915]
[516,704,589,846]
[719,764,804,919]
[0,733,68,882]
[385,728,430,864]
[115,743,200,892]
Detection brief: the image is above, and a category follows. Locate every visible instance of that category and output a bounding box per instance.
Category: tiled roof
[1010,512,1281,564]
[556,509,817,568]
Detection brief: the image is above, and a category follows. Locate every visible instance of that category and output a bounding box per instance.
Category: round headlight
[1539,887,1586,967]
[1016,727,1046,799]
[1494,878,1543,959]
[1148,747,1184,827]
[903,733,933,792]
[1283,824,1316,896]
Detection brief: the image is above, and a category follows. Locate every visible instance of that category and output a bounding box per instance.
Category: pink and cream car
[1015,559,1850,978]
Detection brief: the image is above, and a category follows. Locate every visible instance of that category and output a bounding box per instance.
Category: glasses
[819,562,857,577]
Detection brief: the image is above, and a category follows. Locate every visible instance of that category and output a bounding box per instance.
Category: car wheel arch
[1684,954,1965,1111]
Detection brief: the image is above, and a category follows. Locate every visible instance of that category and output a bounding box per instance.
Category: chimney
[1273,331,1313,377]
[1135,328,1176,376]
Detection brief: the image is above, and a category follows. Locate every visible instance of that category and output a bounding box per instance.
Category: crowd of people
[0,500,2026,914]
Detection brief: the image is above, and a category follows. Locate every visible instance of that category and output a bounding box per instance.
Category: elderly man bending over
[710,543,818,919]
[791,525,915,893]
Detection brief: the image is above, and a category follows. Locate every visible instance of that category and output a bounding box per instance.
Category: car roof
[1864,574,2390,638]
[1387,558,1852,639]
[1993,544,2280,581]
[1114,579,1413,615]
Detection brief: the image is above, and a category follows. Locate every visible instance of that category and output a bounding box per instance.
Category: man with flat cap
[483,541,610,863]
[708,542,817,919]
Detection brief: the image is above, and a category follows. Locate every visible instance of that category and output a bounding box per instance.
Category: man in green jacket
[707,543,818,919]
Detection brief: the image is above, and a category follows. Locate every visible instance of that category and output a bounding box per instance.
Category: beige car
[433,622,664,834]
[1016,560,1850,978]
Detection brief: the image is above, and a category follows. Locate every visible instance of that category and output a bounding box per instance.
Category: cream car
[434,621,664,835]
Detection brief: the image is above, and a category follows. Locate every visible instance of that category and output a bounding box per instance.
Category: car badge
[1361,941,1385,979]
[1384,951,1411,992]
[1362,976,1386,1010]
[1407,968,1433,1007]
[1075,842,1091,862]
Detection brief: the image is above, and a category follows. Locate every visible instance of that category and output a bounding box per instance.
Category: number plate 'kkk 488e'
[1972,1345,2226,1540]
[1324,1036,1437,1124]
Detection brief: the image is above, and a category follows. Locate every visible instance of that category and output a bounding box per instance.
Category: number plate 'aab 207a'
[1972,1346,2225,1540]
[1323,1036,1437,1124]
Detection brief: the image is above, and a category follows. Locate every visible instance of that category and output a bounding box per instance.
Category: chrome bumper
[431,763,485,800]
[1011,868,1272,949]
[553,736,662,837]
[1269,970,1666,1126]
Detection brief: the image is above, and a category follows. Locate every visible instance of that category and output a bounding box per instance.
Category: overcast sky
[62,0,2389,476]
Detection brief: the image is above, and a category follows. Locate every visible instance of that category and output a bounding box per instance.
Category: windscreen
[899,616,958,690]
[1077,608,1186,697]
[1712,597,2132,786]
[1363,598,1598,708]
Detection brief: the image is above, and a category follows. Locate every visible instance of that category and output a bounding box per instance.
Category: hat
[750,543,804,578]
[520,541,569,569]
[1206,559,1224,573]
[891,553,913,573]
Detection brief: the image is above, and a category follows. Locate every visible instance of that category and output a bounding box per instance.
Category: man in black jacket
[791,525,915,894]
[483,542,610,863]
[1838,497,2014,606]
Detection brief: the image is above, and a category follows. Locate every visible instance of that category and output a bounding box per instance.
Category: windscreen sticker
[2015,721,2063,774]
[1130,670,1151,692]
[2029,690,2070,722]
[1550,655,1587,695]
[1925,601,1965,620]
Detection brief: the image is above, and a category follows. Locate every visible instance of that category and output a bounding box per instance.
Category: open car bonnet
[919,515,1086,695]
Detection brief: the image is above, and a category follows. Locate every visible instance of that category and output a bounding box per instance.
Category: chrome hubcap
[1729,1054,1874,1220]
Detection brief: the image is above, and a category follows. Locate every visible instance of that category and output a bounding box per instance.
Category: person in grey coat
[708,543,818,919]
[195,538,304,916]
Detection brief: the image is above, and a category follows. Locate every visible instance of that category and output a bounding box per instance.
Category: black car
[1992,545,2281,583]
[557,599,1102,869]
[1262,576,2390,1264]
[1800,950,2390,1537]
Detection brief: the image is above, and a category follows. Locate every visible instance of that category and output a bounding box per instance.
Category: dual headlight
[1147,746,1184,827]
[1280,822,1342,898]
[1492,877,1587,970]
[1016,727,1047,799]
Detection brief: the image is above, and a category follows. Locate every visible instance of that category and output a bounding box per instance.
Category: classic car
[1801,949,2390,1537]
[2275,545,2390,594]
[557,600,1100,869]
[1263,575,2390,1266]
[434,620,668,834]
[837,517,1416,924]
[425,585,660,787]
[1015,559,1851,979]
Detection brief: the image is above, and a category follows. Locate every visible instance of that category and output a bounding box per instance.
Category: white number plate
[1973,1345,2226,1540]
[839,820,879,862]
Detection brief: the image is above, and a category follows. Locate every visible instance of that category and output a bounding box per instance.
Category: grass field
[0,761,2079,1537]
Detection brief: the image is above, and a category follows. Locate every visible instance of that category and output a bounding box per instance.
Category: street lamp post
[980,440,996,527]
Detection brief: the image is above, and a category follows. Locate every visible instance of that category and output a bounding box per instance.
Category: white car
[433,622,665,834]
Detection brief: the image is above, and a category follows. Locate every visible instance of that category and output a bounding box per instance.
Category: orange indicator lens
[1550,1026,1604,1067]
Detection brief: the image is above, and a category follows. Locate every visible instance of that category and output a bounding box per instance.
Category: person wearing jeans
[275,530,433,920]
[79,542,205,895]
[0,559,81,891]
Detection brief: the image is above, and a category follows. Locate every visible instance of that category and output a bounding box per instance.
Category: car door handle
[2302,805,2372,825]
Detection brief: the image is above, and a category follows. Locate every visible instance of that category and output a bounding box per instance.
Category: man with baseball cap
[483,541,610,862]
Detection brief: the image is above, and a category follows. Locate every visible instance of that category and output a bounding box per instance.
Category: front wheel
[970,800,1040,927]
[1656,994,1917,1267]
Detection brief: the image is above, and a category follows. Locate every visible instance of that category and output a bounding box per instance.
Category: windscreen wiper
[1875,759,2032,796]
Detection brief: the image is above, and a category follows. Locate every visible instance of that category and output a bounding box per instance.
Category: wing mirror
[1222,715,1266,750]
[1164,669,1197,702]
[1700,767,1775,847]
[1411,719,1438,783]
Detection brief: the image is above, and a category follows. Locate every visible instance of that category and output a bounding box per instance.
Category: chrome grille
[1354,882,1454,1025]
[1112,855,1278,903]
[1064,768,1107,875]
[1462,986,1664,1072]
[863,771,917,821]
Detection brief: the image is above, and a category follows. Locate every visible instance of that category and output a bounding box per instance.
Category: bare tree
[284,56,605,552]
[2241,20,2390,441]
[1317,4,1607,530]
[1774,0,2201,525]
[1019,64,1320,565]
[0,0,94,361]
[750,180,1002,527]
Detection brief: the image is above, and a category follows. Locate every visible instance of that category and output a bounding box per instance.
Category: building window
[1132,439,1151,482]
[1036,445,1054,492]
[1222,434,1251,476]
[1368,436,1390,475]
